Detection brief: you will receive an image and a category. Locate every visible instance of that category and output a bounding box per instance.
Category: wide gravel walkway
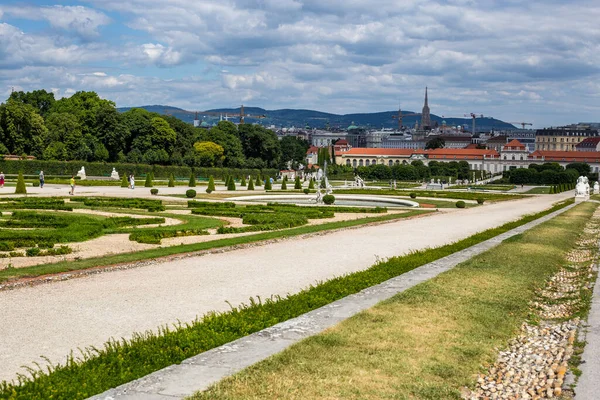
[0,193,569,383]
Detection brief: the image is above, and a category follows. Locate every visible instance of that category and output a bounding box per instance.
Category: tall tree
[280,136,309,169]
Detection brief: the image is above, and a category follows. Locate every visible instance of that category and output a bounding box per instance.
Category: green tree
[121,174,129,188]
[255,175,262,186]
[280,136,309,169]
[238,124,281,167]
[240,176,247,186]
[168,173,175,187]
[425,137,445,149]
[247,177,255,190]
[189,172,197,187]
[201,122,246,167]
[227,176,236,191]
[9,89,56,117]
[15,171,27,194]
[294,176,302,189]
[192,141,225,167]
[0,99,48,156]
[308,178,314,189]
[281,179,287,190]
[264,177,272,190]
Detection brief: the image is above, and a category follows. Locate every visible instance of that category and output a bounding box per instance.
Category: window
[395,160,400,165]
[353,159,357,167]
[359,159,363,166]
[388,160,393,166]
[365,159,370,166]
[373,159,377,165]
[346,159,351,166]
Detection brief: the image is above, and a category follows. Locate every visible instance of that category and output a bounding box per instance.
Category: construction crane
[464,113,484,136]
[392,108,420,130]
[178,105,265,126]
[508,122,533,129]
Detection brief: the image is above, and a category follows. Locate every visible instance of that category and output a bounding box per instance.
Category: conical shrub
[121,174,129,188]
[264,177,272,190]
[294,176,302,189]
[281,180,287,190]
[206,176,215,193]
[227,176,236,191]
[189,172,196,187]
[248,178,255,190]
[255,175,262,186]
[308,179,314,189]
[15,171,27,194]
[144,173,153,187]
[168,173,175,187]
[241,176,246,187]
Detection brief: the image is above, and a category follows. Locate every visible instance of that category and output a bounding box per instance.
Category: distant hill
[117,105,517,131]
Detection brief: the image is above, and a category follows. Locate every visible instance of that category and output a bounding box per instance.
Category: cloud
[0,5,111,39]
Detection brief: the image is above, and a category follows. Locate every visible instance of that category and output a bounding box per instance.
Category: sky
[1,0,599,128]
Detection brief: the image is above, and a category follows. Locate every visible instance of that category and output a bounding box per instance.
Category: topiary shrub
[121,174,129,188]
[206,176,215,193]
[186,189,197,198]
[255,175,262,187]
[240,176,246,186]
[455,200,466,208]
[294,176,302,189]
[264,178,272,190]
[303,188,310,194]
[281,180,287,190]
[247,178,255,190]
[476,197,485,204]
[168,174,175,187]
[189,173,197,187]
[15,171,27,194]
[150,188,159,195]
[144,173,153,187]
[308,179,315,189]
[409,192,417,199]
[227,176,236,191]
[26,247,41,257]
[323,194,335,205]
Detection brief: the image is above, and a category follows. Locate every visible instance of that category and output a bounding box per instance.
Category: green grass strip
[0,200,572,399]
[0,210,429,283]
[333,188,525,201]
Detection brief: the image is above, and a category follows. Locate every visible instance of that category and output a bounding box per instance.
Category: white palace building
[333,140,600,174]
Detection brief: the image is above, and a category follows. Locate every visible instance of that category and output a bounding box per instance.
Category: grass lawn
[333,189,524,202]
[524,186,552,194]
[192,202,594,400]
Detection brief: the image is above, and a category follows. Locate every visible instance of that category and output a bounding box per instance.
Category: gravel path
[0,193,570,383]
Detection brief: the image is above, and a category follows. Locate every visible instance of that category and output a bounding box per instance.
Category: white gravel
[0,193,571,383]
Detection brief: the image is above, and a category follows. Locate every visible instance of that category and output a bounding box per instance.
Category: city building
[576,137,600,152]
[535,127,599,151]
[421,87,431,130]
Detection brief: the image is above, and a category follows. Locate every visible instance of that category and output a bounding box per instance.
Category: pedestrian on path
[39,171,45,189]
[130,174,135,190]
[0,172,4,188]
[69,176,75,195]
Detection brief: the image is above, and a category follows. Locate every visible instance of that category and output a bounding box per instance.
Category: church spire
[421,86,431,130]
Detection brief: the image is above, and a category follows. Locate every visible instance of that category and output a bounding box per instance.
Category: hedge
[0,160,277,180]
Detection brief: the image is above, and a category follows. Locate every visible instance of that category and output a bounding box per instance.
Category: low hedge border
[0,199,574,399]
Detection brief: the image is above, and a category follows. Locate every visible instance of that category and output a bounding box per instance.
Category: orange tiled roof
[529,151,600,161]
[503,139,526,150]
[339,148,424,156]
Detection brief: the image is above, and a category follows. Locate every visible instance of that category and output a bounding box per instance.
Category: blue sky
[1,0,599,127]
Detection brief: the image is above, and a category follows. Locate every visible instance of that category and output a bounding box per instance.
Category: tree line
[0,90,309,169]
[503,162,593,184]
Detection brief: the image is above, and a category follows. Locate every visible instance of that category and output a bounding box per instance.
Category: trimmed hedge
[15,172,27,194]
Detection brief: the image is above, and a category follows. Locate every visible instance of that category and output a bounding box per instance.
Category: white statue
[110,168,120,180]
[575,176,588,197]
[355,175,365,188]
[77,166,86,181]
[594,181,599,194]
[316,168,323,181]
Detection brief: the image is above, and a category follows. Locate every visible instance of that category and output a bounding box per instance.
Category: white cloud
[0,5,110,38]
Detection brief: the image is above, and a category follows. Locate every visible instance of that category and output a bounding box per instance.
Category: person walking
[39,170,45,189]
[0,172,4,188]
[130,174,135,190]
[69,175,75,195]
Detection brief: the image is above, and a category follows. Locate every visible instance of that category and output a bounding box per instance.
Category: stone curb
[573,260,600,399]
[90,204,575,400]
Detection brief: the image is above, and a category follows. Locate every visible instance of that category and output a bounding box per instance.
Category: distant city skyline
[1,1,599,128]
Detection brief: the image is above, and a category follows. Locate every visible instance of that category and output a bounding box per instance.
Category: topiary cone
[240,176,246,186]
[144,173,153,187]
[264,177,272,190]
[189,172,197,187]
[15,171,27,194]
[207,176,216,193]
[121,174,129,188]
[281,180,287,190]
[294,176,302,189]
[255,175,262,186]
[248,178,255,190]
[168,173,175,187]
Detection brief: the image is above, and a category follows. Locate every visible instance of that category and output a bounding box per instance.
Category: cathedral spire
[421,87,431,130]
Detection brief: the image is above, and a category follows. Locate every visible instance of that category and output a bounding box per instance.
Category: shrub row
[0,160,277,180]
[129,229,209,244]
[70,197,165,212]
[0,199,573,399]
[551,183,575,194]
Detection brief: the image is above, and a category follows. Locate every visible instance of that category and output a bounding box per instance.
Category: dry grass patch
[191,203,595,400]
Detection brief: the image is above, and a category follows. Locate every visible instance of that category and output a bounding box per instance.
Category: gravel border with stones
[463,208,600,400]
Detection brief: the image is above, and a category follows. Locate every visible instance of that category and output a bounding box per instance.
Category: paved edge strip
[90,204,576,400]
[573,260,600,399]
